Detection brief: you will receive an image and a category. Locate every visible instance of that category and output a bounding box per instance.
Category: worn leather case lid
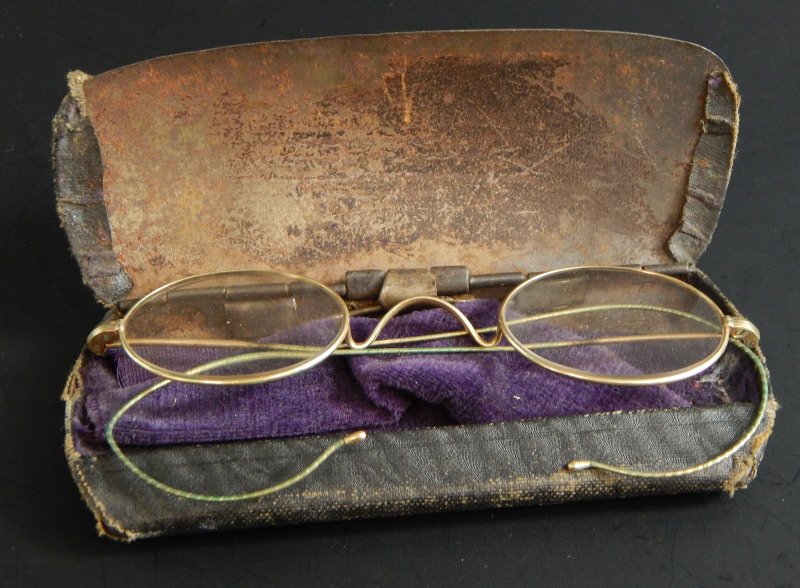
[54,30,738,303]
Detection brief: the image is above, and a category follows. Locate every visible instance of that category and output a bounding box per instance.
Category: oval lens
[500,267,727,384]
[120,271,348,384]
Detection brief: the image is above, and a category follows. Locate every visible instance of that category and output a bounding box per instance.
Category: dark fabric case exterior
[54,30,776,540]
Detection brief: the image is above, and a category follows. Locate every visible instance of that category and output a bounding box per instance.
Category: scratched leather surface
[60,31,734,302]
[53,94,132,303]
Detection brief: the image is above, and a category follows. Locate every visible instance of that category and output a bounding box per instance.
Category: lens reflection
[121,271,348,383]
[501,267,727,383]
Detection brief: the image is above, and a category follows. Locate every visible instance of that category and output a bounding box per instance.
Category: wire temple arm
[565,339,769,478]
[105,375,366,502]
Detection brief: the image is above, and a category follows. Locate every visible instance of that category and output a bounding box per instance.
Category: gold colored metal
[499,266,730,386]
[95,265,767,494]
[97,331,723,359]
[105,367,368,502]
[565,339,769,478]
[118,270,350,386]
[344,431,368,445]
[105,347,369,501]
[101,306,726,355]
[725,316,760,348]
[346,295,502,350]
[90,265,758,387]
[87,320,122,354]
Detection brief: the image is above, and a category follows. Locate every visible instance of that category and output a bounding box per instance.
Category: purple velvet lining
[71,300,758,455]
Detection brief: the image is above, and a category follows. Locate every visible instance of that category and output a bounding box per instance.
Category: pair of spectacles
[91,265,760,385]
[89,266,767,501]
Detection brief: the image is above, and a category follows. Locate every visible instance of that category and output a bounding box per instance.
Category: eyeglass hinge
[724,316,760,348]
[87,320,122,355]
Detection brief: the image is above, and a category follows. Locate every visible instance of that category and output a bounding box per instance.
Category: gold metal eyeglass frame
[88,266,768,499]
[91,266,760,387]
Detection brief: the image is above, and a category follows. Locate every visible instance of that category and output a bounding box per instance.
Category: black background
[1,1,798,586]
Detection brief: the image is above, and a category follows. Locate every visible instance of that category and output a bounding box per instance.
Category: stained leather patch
[60,31,732,301]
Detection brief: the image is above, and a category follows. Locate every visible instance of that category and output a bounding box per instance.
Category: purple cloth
[72,300,758,455]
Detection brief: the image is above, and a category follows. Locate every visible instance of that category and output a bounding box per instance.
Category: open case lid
[54,30,738,304]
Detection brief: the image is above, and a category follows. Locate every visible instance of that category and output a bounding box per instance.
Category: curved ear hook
[106,364,366,502]
[565,339,769,479]
[345,295,503,350]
